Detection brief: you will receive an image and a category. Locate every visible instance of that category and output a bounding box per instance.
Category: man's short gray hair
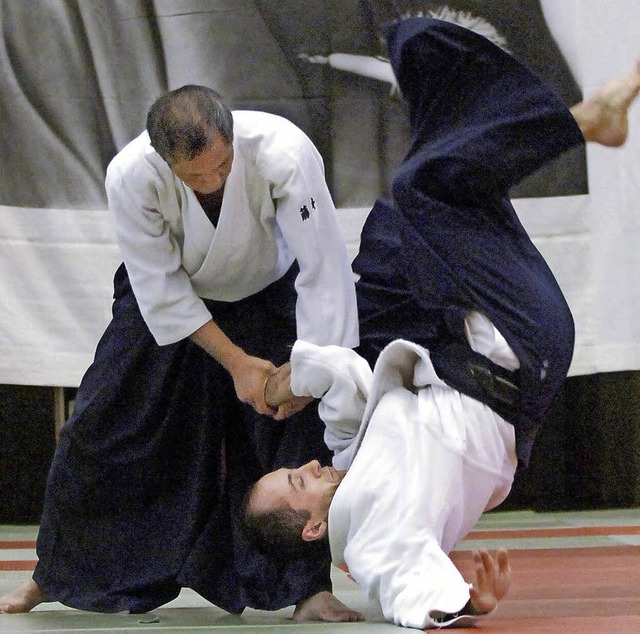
[146,85,234,164]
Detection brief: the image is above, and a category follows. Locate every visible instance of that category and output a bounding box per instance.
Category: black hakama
[354,17,583,465]
[34,263,332,613]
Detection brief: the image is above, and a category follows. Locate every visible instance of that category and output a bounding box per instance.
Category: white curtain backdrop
[0,0,639,387]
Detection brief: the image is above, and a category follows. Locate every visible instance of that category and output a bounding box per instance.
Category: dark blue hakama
[354,18,583,465]
[33,263,332,613]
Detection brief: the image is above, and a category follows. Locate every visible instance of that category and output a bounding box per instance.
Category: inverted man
[244,16,640,630]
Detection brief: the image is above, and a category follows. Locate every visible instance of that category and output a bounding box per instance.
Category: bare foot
[0,579,49,613]
[571,61,640,146]
[292,590,364,622]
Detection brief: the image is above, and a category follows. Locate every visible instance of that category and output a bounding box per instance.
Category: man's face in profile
[250,460,346,540]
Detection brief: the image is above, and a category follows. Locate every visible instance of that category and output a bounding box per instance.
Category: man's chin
[331,467,347,484]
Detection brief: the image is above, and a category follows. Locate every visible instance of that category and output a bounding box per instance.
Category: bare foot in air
[0,579,49,613]
[571,61,640,146]
[293,590,364,622]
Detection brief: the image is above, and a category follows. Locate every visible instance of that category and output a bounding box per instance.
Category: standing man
[1,86,360,621]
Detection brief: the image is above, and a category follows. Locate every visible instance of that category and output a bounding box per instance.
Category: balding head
[146,85,233,165]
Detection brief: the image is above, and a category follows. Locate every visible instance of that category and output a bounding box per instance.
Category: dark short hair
[241,483,327,561]
[146,85,234,164]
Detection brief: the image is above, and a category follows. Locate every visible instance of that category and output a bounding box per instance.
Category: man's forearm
[189,319,244,372]
[190,319,278,415]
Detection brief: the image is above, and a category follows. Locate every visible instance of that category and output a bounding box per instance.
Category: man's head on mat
[242,460,346,559]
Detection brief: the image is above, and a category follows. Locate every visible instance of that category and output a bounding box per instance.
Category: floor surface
[1,508,639,632]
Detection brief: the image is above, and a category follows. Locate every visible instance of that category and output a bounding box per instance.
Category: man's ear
[301,518,327,542]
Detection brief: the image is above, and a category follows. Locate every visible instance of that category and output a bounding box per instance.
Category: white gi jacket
[105,110,358,347]
[290,314,518,629]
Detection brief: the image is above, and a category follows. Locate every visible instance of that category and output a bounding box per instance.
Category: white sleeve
[290,341,371,459]
[344,531,476,630]
[105,157,212,345]
[269,133,359,348]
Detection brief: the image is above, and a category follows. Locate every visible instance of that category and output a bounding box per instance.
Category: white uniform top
[105,110,359,347]
[290,313,518,629]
